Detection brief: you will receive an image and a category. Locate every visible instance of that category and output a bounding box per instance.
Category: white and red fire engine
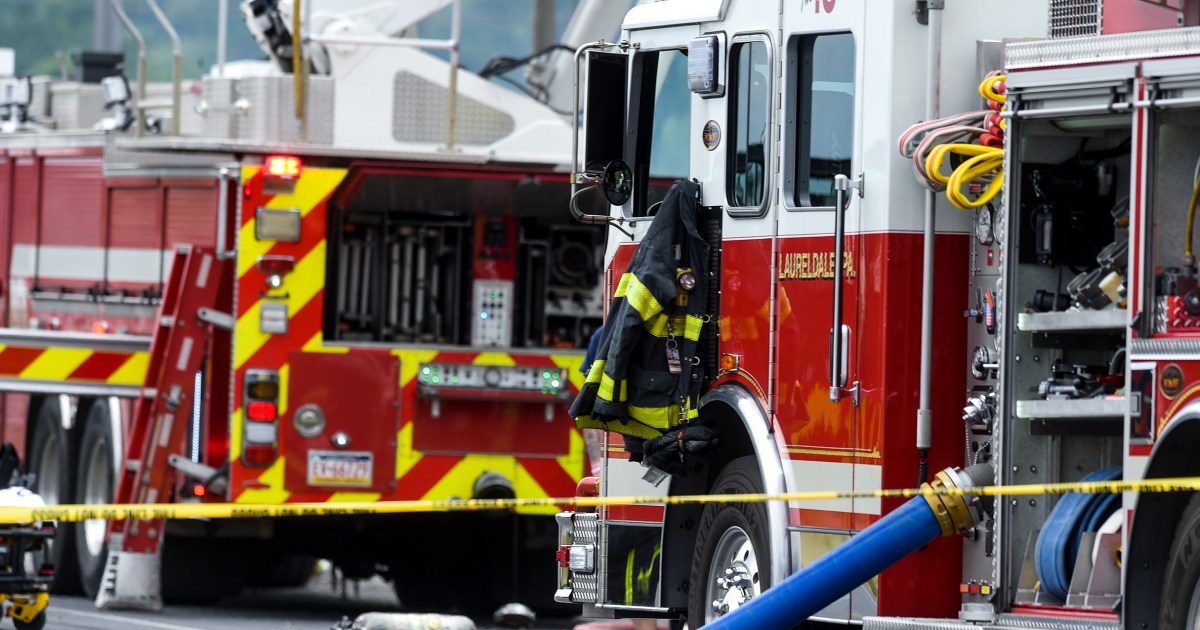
[0,0,636,611]
[554,0,1200,628]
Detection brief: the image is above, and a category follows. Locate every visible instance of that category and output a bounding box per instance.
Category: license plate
[307,451,373,488]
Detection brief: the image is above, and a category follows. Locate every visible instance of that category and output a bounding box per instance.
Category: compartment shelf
[1017,309,1125,332]
[1015,397,1126,420]
[1017,309,1126,332]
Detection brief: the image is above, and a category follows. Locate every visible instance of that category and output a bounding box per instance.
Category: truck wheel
[27,397,81,593]
[75,404,116,599]
[1160,492,1200,629]
[248,553,317,588]
[687,456,771,628]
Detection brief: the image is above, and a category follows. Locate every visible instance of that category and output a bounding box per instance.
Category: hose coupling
[921,464,992,537]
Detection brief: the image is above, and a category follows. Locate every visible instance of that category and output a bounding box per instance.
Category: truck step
[864,614,1119,630]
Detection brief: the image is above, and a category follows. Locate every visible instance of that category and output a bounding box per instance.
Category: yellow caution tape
[8,476,1200,524]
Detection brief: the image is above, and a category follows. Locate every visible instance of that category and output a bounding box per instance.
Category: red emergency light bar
[265,155,302,179]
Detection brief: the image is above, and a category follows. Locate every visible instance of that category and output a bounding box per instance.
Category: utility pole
[94,0,124,52]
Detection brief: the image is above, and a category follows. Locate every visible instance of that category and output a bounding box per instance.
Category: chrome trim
[0,329,151,354]
[700,384,790,588]
[0,380,144,399]
[108,397,124,487]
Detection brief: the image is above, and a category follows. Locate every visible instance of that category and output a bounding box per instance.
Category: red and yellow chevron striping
[231,165,587,514]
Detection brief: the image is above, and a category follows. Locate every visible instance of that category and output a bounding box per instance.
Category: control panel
[416,363,571,402]
[471,280,514,346]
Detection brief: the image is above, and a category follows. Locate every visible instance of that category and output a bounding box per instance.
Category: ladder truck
[553,0,1200,628]
[0,0,637,611]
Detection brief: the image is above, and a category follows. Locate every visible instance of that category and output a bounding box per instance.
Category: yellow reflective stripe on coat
[617,274,665,324]
[644,313,704,340]
[599,374,627,402]
[627,402,699,429]
[585,360,606,384]
[574,416,663,441]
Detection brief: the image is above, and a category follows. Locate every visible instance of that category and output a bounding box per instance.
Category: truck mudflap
[555,511,599,604]
[862,615,1118,630]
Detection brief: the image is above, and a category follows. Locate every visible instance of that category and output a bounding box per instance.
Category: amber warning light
[265,155,302,179]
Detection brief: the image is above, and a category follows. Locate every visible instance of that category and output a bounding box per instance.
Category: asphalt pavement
[43,571,586,630]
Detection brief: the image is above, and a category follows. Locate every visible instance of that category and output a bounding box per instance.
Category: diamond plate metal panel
[392,71,515,145]
[49,83,107,130]
[224,76,334,145]
[238,75,333,144]
[1009,26,1200,70]
[1050,0,1102,38]
[200,77,237,139]
[571,513,600,603]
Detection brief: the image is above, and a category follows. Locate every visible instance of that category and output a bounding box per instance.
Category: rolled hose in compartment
[1034,467,1122,601]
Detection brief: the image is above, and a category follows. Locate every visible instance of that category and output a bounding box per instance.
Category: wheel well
[1125,405,1200,629]
[22,396,46,461]
[658,388,773,610]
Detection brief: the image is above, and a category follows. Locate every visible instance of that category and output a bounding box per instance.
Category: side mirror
[602,160,633,206]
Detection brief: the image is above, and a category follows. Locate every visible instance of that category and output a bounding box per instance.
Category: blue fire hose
[1033,467,1121,601]
[704,465,990,630]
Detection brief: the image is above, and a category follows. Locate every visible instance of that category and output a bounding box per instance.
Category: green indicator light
[550,379,560,388]
[422,367,431,375]
[432,377,440,384]
[452,376,459,384]
[543,371,551,379]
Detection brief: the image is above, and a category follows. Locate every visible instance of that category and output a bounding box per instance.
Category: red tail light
[246,401,278,421]
[243,369,280,468]
[243,445,276,466]
[265,155,302,179]
[256,255,296,275]
[265,154,302,178]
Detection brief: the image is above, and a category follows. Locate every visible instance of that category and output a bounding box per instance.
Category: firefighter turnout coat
[570,179,710,440]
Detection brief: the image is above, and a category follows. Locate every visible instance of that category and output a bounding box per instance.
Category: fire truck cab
[557,0,1200,628]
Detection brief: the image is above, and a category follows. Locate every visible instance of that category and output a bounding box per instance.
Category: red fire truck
[555,0,1200,628]
[0,0,627,611]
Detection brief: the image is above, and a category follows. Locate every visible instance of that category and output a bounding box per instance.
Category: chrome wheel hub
[81,437,112,557]
[705,525,760,622]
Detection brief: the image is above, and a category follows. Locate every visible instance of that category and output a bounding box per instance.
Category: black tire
[26,397,81,593]
[393,570,454,611]
[1160,492,1200,628]
[12,611,45,630]
[75,403,116,599]
[688,456,771,628]
[162,537,248,603]
[248,553,317,588]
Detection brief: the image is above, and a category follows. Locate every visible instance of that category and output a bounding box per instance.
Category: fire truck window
[727,40,769,211]
[795,33,855,208]
[632,49,690,217]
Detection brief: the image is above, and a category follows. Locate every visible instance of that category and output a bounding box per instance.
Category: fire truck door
[773,14,865,432]
[284,351,400,494]
[772,4,866,622]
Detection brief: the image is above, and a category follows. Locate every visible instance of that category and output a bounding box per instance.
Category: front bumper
[554,511,600,604]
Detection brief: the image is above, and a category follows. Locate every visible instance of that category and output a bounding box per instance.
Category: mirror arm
[569,185,634,238]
